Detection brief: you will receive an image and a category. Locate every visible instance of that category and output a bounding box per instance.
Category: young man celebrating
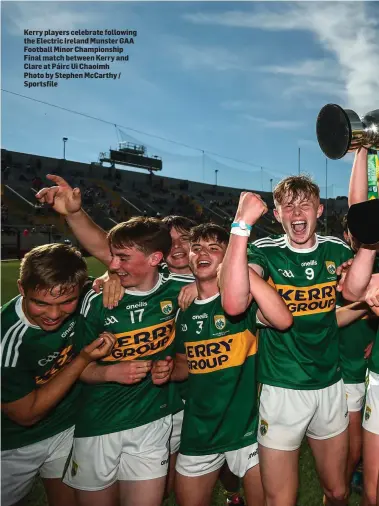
[338,214,378,493]
[161,215,245,505]
[1,244,114,506]
[220,178,354,506]
[152,223,293,506]
[340,146,379,506]
[58,217,193,506]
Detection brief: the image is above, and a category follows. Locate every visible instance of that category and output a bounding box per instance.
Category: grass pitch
[1,259,362,505]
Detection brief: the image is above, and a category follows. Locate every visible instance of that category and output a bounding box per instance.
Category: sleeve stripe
[2,322,27,368]
[80,290,101,317]
[10,326,28,368]
[1,320,24,365]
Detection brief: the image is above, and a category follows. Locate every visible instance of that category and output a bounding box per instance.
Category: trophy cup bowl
[316,104,379,160]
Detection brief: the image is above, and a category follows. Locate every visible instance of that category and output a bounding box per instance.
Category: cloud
[173,44,249,72]
[184,3,379,113]
[5,2,100,35]
[242,114,303,130]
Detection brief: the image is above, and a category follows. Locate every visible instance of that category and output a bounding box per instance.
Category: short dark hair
[107,216,172,257]
[161,215,197,234]
[189,223,229,246]
[341,214,348,234]
[19,243,87,295]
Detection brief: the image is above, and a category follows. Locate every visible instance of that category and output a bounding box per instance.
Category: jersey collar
[15,296,40,329]
[123,272,163,296]
[284,234,319,254]
[194,292,220,305]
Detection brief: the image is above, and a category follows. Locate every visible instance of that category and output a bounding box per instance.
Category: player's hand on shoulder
[81,331,116,362]
[107,360,152,384]
[179,282,197,311]
[93,271,124,309]
[336,258,354,292]
[151,356,174,385]
[35,174,82,216]
[235,191,268,227]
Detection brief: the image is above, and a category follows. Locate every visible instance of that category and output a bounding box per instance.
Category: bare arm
[348,148,368,206]
[36,175,111,266]
[220,233,262,314]
[336,302,369,328]
[2,335,114,426]
[342,247,376,301]
[220,192,267,315]
[250,269,293,330]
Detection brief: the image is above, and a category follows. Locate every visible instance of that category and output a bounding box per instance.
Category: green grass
[1,259,362,505]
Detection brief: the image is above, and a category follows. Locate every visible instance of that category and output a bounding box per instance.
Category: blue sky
[2,1,379,197]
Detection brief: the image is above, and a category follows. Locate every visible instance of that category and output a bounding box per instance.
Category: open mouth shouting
[291,220,307,235]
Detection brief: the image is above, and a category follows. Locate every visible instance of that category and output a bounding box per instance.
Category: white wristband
[230,228,250,237]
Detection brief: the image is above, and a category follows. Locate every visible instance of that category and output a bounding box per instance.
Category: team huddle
[1,146,379,506]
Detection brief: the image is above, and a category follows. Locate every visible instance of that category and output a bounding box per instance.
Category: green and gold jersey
[176,294,259,455]
[248,234,353,390]
[1,296,82,450]
[339,256,379,383]
[74,272,192,438]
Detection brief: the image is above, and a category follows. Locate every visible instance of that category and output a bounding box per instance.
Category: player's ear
[17,280,25,297]
[273,208,281,223]
[149,251,164,267]
[316,204,324,219]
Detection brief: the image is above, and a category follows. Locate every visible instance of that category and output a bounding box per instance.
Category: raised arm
[2,334,114,427]
[348,148,368,206]
[250,269,293,330]
[220,192,267,315]
[342,247,376,301]
[36,175,112,266]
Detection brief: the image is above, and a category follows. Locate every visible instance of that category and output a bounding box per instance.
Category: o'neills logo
[185,329,257,374]
[276,281,337,316]
[102,318,175,361]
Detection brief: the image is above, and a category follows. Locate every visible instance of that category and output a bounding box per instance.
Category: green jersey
[339,315,378,383]
[176,294,259,455]
[1,296,81,450]
[338,255,379,383]
[339,255,379,382]
[248,234,353,390]
[74,272,192,438]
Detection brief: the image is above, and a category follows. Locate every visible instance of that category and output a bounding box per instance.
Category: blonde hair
[273,175,320,205]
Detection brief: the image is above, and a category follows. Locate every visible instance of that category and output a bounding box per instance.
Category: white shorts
[170,410,184,455]
[363,371,379,435]
[63,415,172,491]
[1,426,74,506]
[343,381,366,412]
[176,442,259,479]
[258,380,349,451]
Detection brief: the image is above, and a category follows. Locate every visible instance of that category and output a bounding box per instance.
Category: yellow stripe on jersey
[185,329,257,374]
[102,318,175,361]
[276,281,337,316]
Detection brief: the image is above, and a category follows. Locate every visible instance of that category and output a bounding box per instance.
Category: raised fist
[234,192,268,226]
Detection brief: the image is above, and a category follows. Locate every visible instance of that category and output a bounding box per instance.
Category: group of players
[1,146,378,506]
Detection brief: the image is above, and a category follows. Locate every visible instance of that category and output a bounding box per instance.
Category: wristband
[230,227,250,237]
[231,220,252,231]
